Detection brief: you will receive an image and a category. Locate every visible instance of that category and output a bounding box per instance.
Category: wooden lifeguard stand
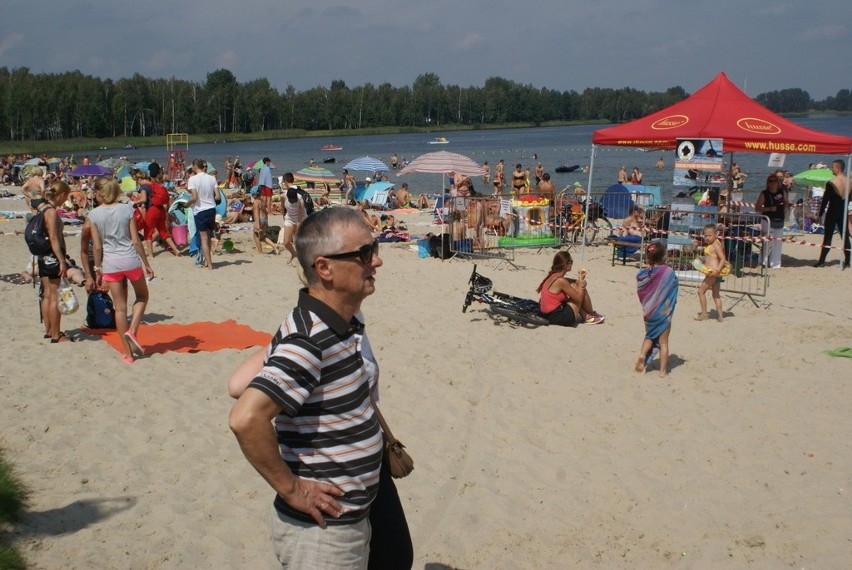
[166,133,189,182]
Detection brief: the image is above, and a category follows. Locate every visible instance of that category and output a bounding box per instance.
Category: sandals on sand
[124,331,145,357]
[49,332,75,343]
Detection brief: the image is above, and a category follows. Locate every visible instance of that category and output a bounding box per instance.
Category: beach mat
[84,319,271,355]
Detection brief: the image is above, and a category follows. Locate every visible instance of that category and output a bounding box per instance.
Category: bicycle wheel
[488,305,550,326]
[488,294,550,326]
[583,218,614,246]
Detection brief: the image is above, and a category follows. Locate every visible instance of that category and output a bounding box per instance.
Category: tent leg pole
[581,145,597,264]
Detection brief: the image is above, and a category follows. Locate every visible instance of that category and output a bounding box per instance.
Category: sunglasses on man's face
[319,239,379,265]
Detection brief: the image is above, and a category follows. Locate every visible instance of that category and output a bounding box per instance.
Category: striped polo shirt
[248,289,382,525]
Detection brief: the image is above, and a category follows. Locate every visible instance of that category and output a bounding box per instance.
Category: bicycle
[555,189,614,246]
[462,265,550,327]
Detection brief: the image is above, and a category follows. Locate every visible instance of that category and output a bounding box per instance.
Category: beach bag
[86,291,116,329]
[57,279,79,315]
[299,189,315,217]
[24,206,52,256]
[371,401,413,479]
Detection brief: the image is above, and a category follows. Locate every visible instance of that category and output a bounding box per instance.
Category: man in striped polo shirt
[230,207,384,568]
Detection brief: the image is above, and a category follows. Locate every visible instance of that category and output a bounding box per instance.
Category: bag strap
[370,399,399,444]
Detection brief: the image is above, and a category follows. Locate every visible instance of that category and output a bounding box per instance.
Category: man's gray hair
[296,207,365,285]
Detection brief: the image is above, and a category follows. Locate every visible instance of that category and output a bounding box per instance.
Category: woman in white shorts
[278,173,304,263]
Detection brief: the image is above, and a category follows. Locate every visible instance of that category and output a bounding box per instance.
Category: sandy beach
[2,185,851,569]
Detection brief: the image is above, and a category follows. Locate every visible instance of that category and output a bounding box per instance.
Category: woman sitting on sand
[358,200,381,233]
[536,251,605,326]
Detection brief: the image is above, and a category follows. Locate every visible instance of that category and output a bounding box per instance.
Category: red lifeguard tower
[165,133,189,182]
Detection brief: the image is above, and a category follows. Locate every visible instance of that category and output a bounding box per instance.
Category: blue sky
[2,0,849,100]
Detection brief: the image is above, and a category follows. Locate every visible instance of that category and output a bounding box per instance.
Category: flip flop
[824,347,852,358]
[50,332,75,343]
[124,331,145,357]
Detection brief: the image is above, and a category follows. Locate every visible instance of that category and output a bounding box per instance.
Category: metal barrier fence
[443,190,659,257]
[550,190,656,248]
[645,206,770,305]
[444,196,518,262]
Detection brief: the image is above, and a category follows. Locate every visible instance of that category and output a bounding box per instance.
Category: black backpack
[86,291,116,329]
[24,206,53,256]
[299,189,315,217]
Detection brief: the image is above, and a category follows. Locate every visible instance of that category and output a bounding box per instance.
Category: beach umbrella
[23,158,42,166]
[134,161,151,171]
[397,151,482,177]
[792,168,832,187]
[69,164,114,177]
[294,166,340,184]
[116,165,133,179]
[246,159,274,170]
[119,176,137,191]
[343,156,390,172]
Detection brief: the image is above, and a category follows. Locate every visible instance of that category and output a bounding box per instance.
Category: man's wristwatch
[93,266,102,272]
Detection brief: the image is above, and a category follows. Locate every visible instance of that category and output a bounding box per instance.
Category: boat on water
[428,137,449,145]
[554,164,580,173]
[322,157,336,164]
[321,144,343,151]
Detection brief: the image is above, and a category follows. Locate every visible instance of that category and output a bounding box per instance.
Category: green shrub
[0,454,26,524]
[0,450,27,570]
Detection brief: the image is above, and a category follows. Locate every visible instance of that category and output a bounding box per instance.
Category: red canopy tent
[593,72,852,154]
[579,72,852,264]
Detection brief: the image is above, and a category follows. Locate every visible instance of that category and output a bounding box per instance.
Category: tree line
[1,67,849,142]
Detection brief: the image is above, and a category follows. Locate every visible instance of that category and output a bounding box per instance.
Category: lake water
[85,115,852,203]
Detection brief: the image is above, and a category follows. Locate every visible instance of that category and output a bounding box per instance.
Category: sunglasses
[318,239,379,265]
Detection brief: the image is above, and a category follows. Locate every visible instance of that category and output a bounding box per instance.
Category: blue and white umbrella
[343,156,390,172]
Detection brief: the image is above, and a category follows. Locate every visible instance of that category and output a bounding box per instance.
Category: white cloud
[797,24,846,41]
[0,33,23,58]
[455,33,483,51]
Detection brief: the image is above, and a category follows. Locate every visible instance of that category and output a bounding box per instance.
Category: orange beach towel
[84,320,272,355]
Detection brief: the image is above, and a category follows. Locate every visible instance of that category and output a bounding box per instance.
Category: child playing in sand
[695,223,730,322]
[635,241,678,377]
